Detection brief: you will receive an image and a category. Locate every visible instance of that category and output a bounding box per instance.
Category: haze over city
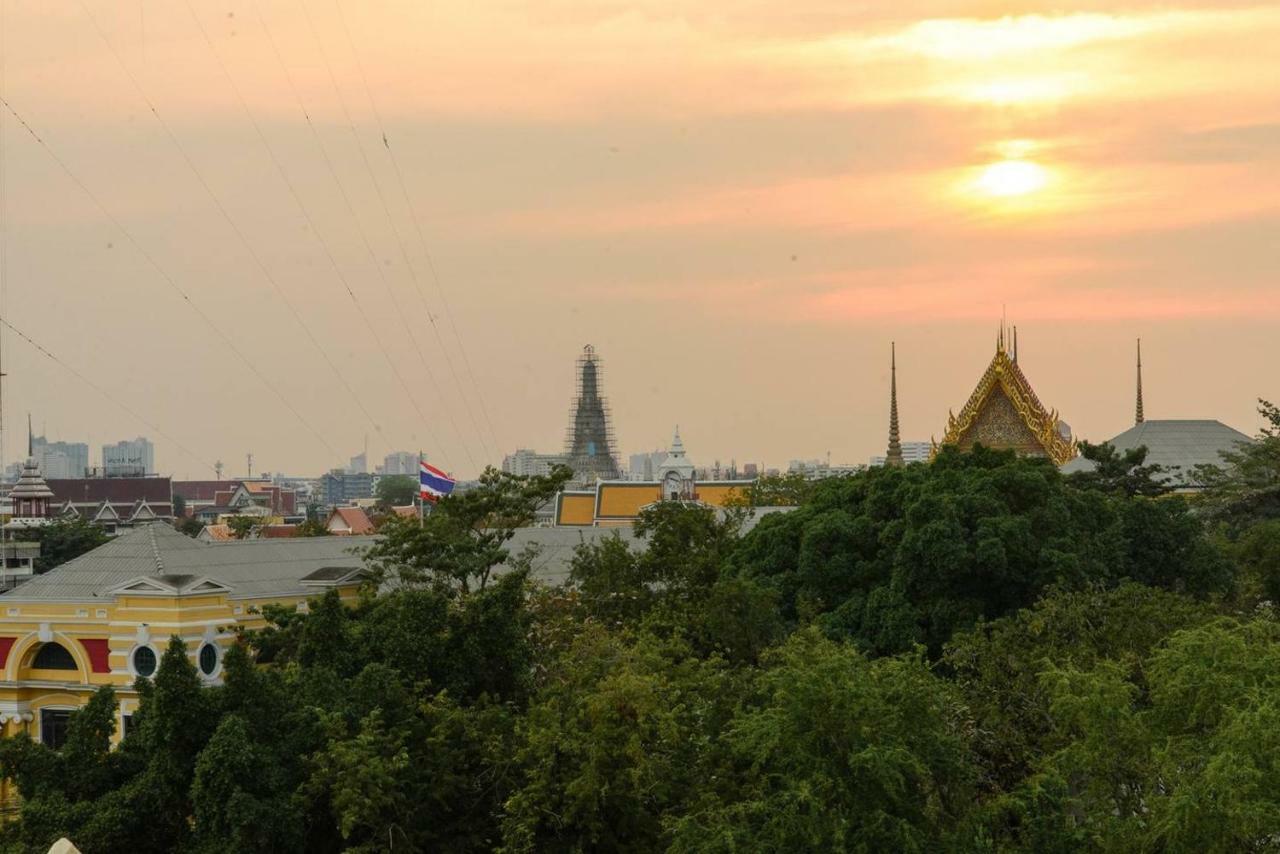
[2,1,1277,477]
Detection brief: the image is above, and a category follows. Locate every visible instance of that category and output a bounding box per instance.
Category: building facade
[102,438,155,477]
[320,470,374,506]
[380,451,419,476]
[31,435,89,480]
[936,329,1076,465]
[47,477,175,533]
[554,428,751,526]
[0,525,366,754]
[502,449,568,478]
[627,450,667,482]
[870,442,932,467]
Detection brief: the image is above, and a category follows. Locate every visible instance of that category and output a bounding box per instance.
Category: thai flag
[419,461,456,502]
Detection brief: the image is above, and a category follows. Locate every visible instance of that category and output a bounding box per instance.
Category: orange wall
[556,493,596,526]
[597,483,661,518]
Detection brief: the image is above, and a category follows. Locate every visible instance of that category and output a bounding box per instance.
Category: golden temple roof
[936,331,1076,466]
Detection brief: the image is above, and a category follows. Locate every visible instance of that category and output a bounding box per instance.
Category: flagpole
[418,451,424,528]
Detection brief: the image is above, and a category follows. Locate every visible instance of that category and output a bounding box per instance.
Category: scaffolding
[563,345,621,483]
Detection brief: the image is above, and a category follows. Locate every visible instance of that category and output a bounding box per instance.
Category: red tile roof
[173,480,240,502]
[328,507,374,535]
[49,477,172,504]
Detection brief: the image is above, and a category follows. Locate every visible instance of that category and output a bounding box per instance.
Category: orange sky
[0,1,1276,477]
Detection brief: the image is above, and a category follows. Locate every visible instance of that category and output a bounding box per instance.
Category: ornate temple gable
[937,339,1077,465]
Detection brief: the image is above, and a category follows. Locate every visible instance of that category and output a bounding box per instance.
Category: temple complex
[934,327,1077,466]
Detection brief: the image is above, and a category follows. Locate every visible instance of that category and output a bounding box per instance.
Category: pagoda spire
[886,343,904,467]
[1135,338,1145,425]
[27,412,33,457]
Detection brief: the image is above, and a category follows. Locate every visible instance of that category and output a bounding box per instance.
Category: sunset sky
[0,0,1276,477]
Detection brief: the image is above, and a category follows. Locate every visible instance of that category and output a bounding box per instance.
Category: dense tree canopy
[2,450,1278,852]
[373,474,418,509]
[27,517,110,573]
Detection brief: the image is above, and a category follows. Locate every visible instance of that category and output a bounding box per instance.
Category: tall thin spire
[27,412,32,458]
[886,343,904,467]
[1135,338,1145,425]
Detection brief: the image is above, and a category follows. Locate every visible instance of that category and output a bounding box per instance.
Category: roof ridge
[148,524,165,574]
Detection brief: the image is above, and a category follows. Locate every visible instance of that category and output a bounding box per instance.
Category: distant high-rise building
[380,451,418,476]
[502,449,568,478]
[627,450,667,481]
[103,437,155,477]
[32,433,89,479]
[348,452,368,475]
[320,469,374,506]
[788,458,863,479]
[563,345,622,483]
[870,442,932,467]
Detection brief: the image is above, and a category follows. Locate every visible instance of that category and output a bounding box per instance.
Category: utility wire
[76,1,373,458]
[291,0,488,468]
[0,313,217,474]
[254,0,478,472]
[333,1,504,461]
[331,0,502,462]
[0,94,340,461]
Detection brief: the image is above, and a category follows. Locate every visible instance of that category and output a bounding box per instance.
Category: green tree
[190,715,302,852]
[744,471,815,506]
[30,517,110,572]
[364,465,571,594]
[670,630,975,852]
[227,515,262,540]
[1069,441,1171,497]
[1196,399,1280,532]
[944,583,1216,793]
[502,629,742,853]
[730,445,1228,655]
[176,516,204,538]
[374,474,417,508]
[1234,519,1280,605]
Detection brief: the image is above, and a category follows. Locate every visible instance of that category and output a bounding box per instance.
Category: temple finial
[886,343,904,467]
[1013,326,1018,363]
[1135,338,1145,425]
[28,413,33,458]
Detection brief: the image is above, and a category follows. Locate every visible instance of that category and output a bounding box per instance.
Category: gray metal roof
[0,507,792,603]
[0,524,636,602]
[1061,419,1252,485]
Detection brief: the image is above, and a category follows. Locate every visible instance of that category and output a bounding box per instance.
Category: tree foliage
[374,474,418,509]
[1196,399,1280,533]
[29,517,110,573]
[5,448,1280,852]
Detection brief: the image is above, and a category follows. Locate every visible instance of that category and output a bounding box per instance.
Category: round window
[198,643,218,676]
[133,646,157,678]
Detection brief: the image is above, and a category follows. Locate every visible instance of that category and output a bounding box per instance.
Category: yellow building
[0,524,365,750]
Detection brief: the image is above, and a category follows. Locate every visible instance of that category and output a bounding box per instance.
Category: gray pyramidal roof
[1061,419,1253,485]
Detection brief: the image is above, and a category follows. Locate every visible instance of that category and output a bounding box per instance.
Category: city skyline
[0,1,1276,478]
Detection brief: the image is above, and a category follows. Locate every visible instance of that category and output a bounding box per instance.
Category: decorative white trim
[128,643,160,679]
[196,641,223,681]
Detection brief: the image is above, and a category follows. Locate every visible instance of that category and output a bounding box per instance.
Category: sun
[975,159,1049,197]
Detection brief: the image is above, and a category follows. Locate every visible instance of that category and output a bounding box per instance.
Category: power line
[252,0,479,473]
[76,1,378,459]
[0,93,340,462]
[333,1,504,462]
[330,0,502,463]
[290,0,488,468]
[0,313,216,473]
